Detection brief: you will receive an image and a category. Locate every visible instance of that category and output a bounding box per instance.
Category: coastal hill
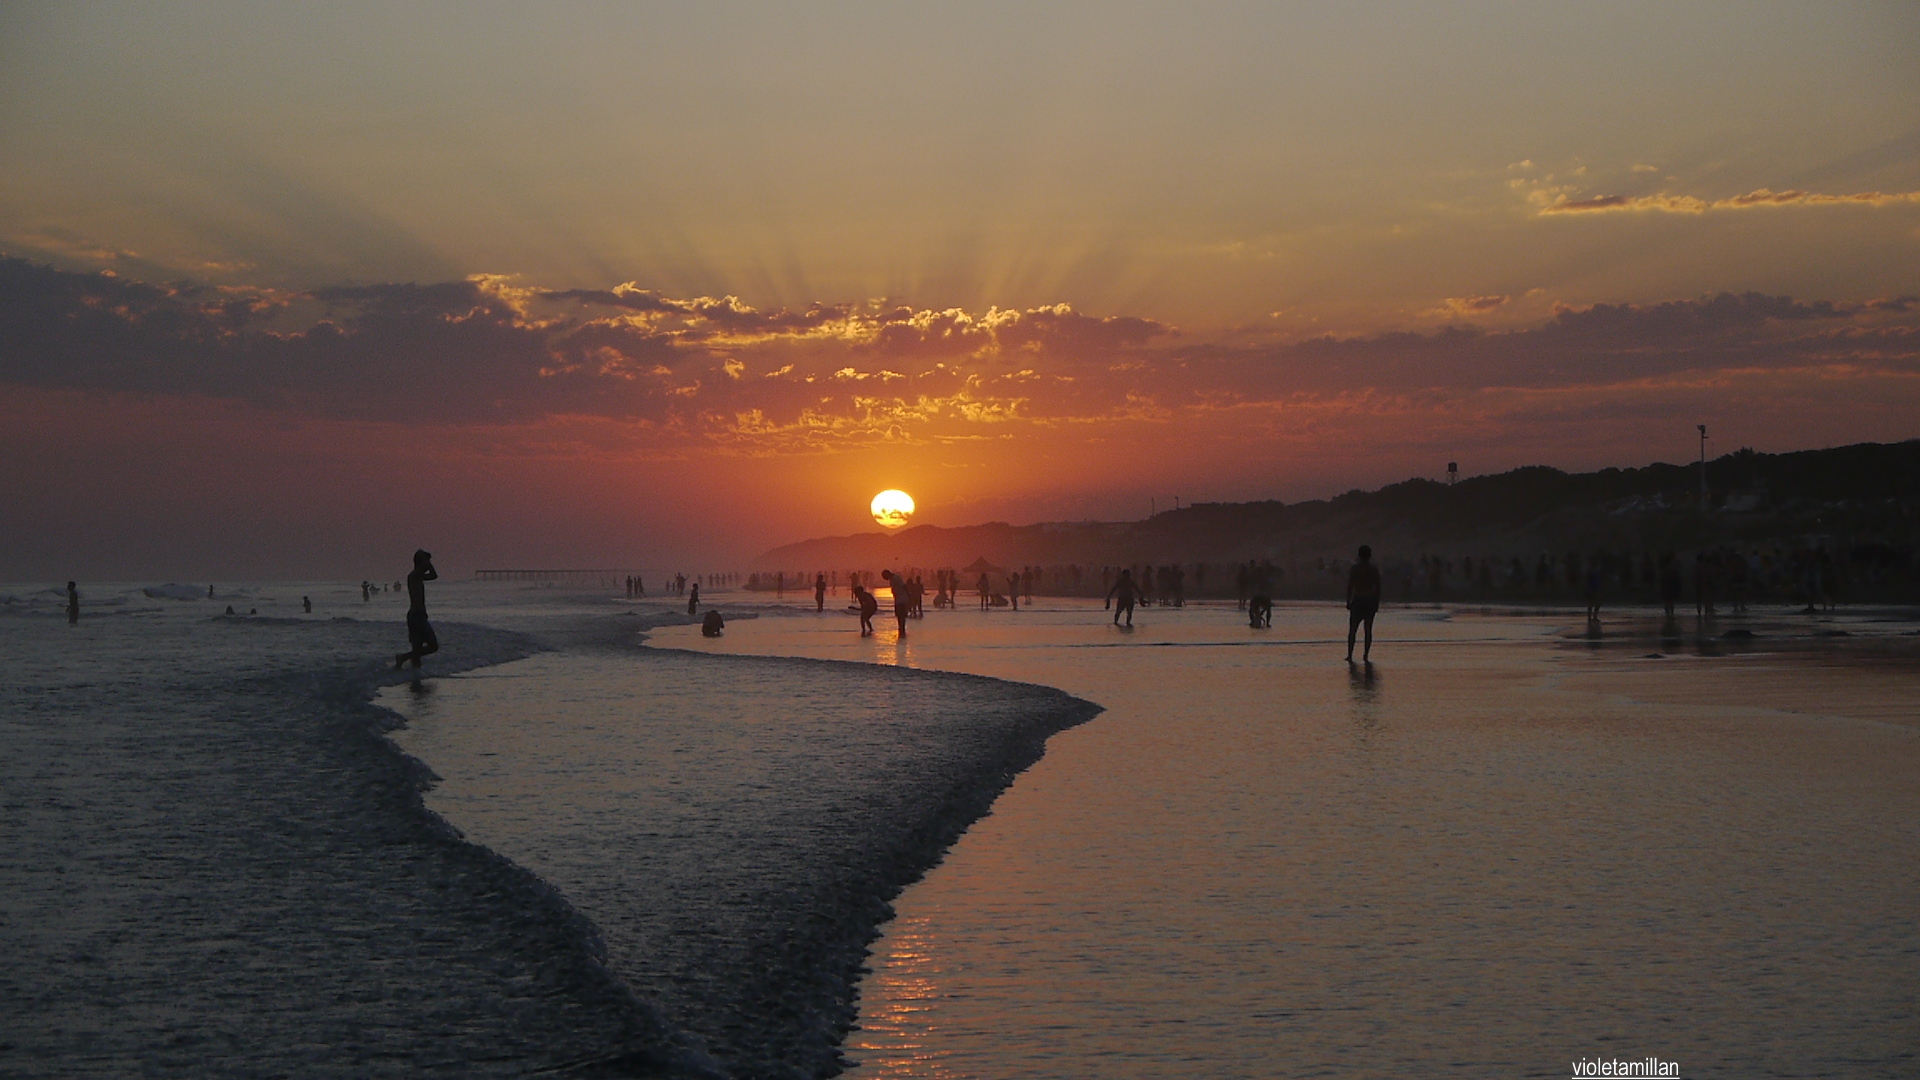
[758,441,1920,574]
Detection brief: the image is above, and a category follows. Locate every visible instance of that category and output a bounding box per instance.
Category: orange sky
[2,3,1917,577]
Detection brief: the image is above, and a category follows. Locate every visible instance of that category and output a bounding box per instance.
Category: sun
[870,489,915,528]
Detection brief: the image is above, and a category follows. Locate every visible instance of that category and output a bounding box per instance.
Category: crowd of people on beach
[51,536,1887,682]
[724,539,1881,616]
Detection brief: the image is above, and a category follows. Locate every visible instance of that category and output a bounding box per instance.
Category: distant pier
[473,569,626,585]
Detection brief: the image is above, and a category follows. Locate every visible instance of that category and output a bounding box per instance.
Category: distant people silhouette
[1007,573,1020,612]
[1659,553,1682,620]
[1345,544,1381,663]
[853,584,878,636]
[67,581,79,625]
[208,584,215,599]
[1249,592,1272,628]
[977,572,991,611]
[687,582,700,615]
[882,570,909,637]
[815,573,827,612]
[303,595,312,614]
[1105,568,1137,626]
[395,549,440,670]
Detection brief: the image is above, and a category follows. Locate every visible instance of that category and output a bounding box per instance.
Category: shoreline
[641,599,1920,1079]
[0,607,719,1078]
[383,620,1104,1078]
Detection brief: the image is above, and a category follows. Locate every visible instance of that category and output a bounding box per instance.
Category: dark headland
[757,441,1920,603]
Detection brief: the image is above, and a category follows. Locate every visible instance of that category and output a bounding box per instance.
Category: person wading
[1345,544,1381,664]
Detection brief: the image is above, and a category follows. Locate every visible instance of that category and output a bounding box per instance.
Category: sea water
[1,579,1096,1078]
[9,581,1917,1078]
[0,581,706,1077]
[654,599,1920,1079]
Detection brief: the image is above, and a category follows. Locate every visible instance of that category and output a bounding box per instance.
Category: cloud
[2,257,1914,455]
[539,283,678,313]
[1539,187,1920,215]
[1437,295,1510,316]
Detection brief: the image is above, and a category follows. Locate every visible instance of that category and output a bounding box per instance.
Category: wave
[379,632,1102,1078]
[0,610,721,1078]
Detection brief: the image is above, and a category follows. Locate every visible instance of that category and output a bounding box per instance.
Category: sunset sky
[4,2,1918,578]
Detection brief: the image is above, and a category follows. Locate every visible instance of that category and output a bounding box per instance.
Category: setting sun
[870,489,915,529]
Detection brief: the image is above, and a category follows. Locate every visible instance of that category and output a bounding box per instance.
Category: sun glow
[871,489,915,528]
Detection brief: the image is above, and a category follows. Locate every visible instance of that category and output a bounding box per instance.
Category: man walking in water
[815,572,827,612]
[67,581,79,625]
[395,549,440,670]
[852,583,878,636]
[1345,544,1381,663]
[1105,568,1137,626]
[881,570,910,637]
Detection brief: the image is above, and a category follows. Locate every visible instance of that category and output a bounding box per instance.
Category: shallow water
[383,644,1095,1078]
[27,579,1908,1077]
[0,582,699,1078]
[652,600,1920,1078]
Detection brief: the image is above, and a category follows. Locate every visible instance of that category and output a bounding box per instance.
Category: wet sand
[653,600,1920,1079]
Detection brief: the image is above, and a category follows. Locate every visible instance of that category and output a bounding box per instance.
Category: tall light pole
[1697,424,1709,513]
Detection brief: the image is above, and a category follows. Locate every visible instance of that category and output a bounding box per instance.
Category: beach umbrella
[961,556,1005,574]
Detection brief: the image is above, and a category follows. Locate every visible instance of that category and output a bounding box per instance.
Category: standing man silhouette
[1345,544,1381,663]
[882,570,910,637]
[395,550,440,670]
[1105,569,1137,626]
[815,573,827,612]
[66,581,79,625]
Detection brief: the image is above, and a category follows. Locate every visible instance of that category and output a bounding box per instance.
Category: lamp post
[1697,424,1709,513]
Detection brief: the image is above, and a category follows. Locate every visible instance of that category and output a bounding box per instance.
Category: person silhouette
[1345,544,1381,663]
[687,582,700,615]
[882,570,909,637]
[1105,569,1137,626]
[1007,573,1020,612]
[1249,592,1272,628]
[67,581,79,625]
[303,595,312,614]
[977,572,991,611]
[394,549,440,670]
[815,573,827,612]
[853,584,878,636]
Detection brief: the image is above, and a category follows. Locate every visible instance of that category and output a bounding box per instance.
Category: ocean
[4,580,1917,1077]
